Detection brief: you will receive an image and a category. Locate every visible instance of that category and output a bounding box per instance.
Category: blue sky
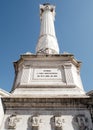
[0,0,93,92]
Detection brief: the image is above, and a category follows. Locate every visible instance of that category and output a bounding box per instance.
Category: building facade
[0,3,93,130]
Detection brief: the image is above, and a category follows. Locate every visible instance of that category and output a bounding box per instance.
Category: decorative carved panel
[51,115,64,130]
[28,115,41,130]
[7,114,20,129]
[73,114,93,130]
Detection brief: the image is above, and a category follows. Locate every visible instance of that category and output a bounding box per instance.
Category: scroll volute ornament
[28,115,41,130]
[31,116,40,127]
[51,116,64,130]
[55,117,63,128]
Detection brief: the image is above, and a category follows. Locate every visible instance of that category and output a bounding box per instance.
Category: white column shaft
[36,4,59,54]
[40,10,55,37]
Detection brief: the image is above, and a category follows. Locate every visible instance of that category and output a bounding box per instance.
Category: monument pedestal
[12,54,85,97]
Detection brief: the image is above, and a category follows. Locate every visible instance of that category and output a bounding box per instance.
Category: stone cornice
[13,54,81,72]
[2,96,93,109]
[0,88,11,97]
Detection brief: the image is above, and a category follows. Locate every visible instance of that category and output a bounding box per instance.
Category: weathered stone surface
[2,97,93,108]
[0,106,93,130]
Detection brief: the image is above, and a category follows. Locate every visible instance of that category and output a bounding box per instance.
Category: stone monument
[0,3,93,130]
